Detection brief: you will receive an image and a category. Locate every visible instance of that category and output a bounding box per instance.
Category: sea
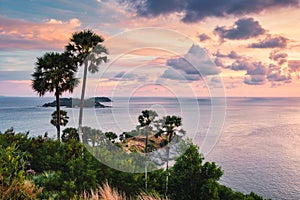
[0,96,300,200]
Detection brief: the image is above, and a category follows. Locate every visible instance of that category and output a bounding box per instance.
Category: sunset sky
[1,0,300,97]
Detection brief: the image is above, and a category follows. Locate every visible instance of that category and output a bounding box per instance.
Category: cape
[42,97,112,108]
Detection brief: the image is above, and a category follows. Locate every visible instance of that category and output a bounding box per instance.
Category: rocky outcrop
[43,97,112,108]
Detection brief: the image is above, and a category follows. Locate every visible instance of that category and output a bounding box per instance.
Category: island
[42,97,112,108]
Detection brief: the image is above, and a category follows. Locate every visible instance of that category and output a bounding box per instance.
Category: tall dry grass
[75,182,163,200]
[0,174,42,200]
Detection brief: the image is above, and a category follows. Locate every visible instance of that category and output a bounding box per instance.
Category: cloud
[244,75,266,85]
[0,80,33,97]
[164,44,219,81]
[229,58,268,85]
[198,33,211,41]
[269,50,288,65]
[161,69,200,81]
[114,71,126,78]
[288,60,300,73]
[225,56,271,85]
[214,50,242,59]
[214,58,225,67]
[113,71,147,82]
[0,16,81,50]
[267,72,291,82]
[248,35,289,48]
[267,63,294,82]
[120,0,299,22]
[214,49,297,85]
[246,62,267,76]
[214,18,265,40]
[207,76,224,88]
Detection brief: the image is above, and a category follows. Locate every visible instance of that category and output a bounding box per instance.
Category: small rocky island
[43,97,112,108]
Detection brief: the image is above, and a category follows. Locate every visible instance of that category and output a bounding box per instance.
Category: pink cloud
[0,16,81,50]
[0,80,34,97]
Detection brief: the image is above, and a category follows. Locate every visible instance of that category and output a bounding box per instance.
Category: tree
[82,126,105,147]
[137,110,158,191]
[169,143,223,200]
[32,52,78,141]
[138,110,158,153]
[50,110,69,127]
[62,128,79,143]
[155,115,185,198]
[104,132,118,143]
[65,30,108,143]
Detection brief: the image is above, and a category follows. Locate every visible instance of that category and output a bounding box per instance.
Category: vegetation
[0,114,268,199]
[26,29,268,199]
[32,29,108,142]
[65,30,108,143]
[32,52,78,141]
[50,110,69,128]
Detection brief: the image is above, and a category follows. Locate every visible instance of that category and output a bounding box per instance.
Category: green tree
[62,128,79,143]
[105,132,118,143]
[32,52,78,140]
[138,110,158,153]
[50,110,69,127]
[137,110,158,191]
[65,30,108,143]
[82,126,106,147]
[169,143,223,200]
[155,115,185,197]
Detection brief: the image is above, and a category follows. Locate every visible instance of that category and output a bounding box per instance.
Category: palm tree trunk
[165,143,170,199]
[145,130,149,191]
[78,60,88,143]
[165,133,173,199]
[55,91,61,141]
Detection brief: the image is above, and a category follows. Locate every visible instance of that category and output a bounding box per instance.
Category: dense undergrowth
[0,127,268,200]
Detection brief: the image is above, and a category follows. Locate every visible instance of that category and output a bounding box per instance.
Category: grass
[75,182,163,200]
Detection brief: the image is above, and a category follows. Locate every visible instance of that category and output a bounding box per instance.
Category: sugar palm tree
[50,110,69,127]
[155,115,185,198]
[66,30,108,142]
[137,110,158,191]
[32,52,78,141]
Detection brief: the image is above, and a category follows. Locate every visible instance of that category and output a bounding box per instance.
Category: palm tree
[65,30,108,143]
[32,52,78,141]
[50,110,69,127]
[137,110,158,192]
[155,115,185,198]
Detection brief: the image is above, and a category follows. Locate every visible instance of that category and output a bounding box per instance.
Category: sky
[0,0,300,97]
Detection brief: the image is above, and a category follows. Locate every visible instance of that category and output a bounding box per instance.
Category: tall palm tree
[32,52,78,141]
[155,115,185,198]
[138,110,158,191]
[65,30,108,142]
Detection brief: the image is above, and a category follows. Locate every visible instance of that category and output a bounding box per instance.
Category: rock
[42,97,112,108]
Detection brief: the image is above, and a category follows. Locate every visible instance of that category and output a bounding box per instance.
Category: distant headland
[42,97,112,108]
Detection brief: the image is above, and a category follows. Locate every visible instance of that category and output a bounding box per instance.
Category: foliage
[0,120,267,200]
[65,30,107,66]
[82,126,106,147]
[65,29,108,143]
[0,174,42,200]
[51,110,69,127]
[62,127,79,143]
[105,131,118,143]
[32,52,78,140]
[169,142,222,200]
[0,139,42,199]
